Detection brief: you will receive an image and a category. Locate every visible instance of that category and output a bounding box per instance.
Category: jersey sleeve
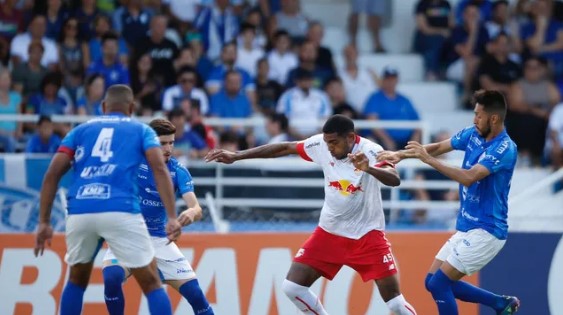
[175,163,195,195]
[57,128,78,158]
[295,134,323,164]
[141,124,161,151]
[450,126,475,151]
[363,141,394,168]
[479,139,517,174]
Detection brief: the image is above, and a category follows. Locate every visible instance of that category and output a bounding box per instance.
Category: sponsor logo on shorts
[76,183,111,199]
[295,248,305,258]
[462,239,471,247]
[177,267,193,274]
[389,264,395,270]
[164,257,187,263]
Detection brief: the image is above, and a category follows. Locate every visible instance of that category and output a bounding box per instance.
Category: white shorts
[104,237,196,281]
[436,228,506,275]
[65,212,155,268]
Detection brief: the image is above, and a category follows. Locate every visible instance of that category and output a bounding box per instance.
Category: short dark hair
[472,90,507,121]
[149,118,176,136]
[101,31,119,45]
[322,114,355,136]
[40,71,63,92]
[37,115,52,126]
[269,113,289,132]
[167,108,185,121]
[176,66,197,79]
[274,30,290,41]
[240,22,256,33]
[492,0,509,10]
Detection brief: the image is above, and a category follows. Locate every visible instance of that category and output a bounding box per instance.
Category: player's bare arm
[178,192,203,226]
[35,152,72,257]
[405,141,491,187]
[349,152,400,187]
[146,147,182,242]
[377,138,454,164]
[205,142,299,163]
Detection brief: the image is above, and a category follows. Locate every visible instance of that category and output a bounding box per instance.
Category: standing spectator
[273,0,308,42]
[73,0,99,41]
[236,23,265,78]
[364,66,421,150]
[259,0,282,18]
[338,44,378,113]
[76,74,104,115]
[27,72,68,116]
[242,8,268,48]
[256,58,283,115]
[0,69,22,153]
[87,32,130,88]
[89,15,129,68]
[25,115,61,153]
[267,30,298,85]
[266,112,290,144]
[276,68,331,138]
[116,0,153,46]
[135,15,179,87]
[306,21,335,74]
[11,41,49,98]
[10,15,59,69]
[348,0,389,52]
[162,0,199,31]
[413,0,453,80]
[455,0,493,24]
[508,56,560,166]
[210,70,253,119]
[162,66,209,114]
[194,0,239,61]
[168,108,208,159]
[130,54,162,113]
[285,40,334,89]
[0,0,25,43]
[547,102,563,168]
[58,18,90,97]
[485,0,522,58]
[474,33,521,94]
[44,0,69,40]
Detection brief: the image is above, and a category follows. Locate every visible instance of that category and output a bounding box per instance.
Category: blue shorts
[351,0,387,15]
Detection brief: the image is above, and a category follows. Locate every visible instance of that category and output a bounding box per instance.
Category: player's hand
[405,141,431,163]
[204,149,237,164]
[376,150,402,164]
[348,152,369,171]
[34,222,53,257]
[178,209,196,227]
[165,218,182,244]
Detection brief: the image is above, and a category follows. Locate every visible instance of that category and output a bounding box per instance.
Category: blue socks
[103,266,126,315]
[146,287,173,315]
[60,282,86,315]
[427,269,458,314]
[179,279,214,314]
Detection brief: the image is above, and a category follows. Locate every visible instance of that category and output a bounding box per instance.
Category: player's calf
[178,279,214,315]
[102,265,127,315]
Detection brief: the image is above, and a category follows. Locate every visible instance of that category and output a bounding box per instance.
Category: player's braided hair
[149,118,176,136]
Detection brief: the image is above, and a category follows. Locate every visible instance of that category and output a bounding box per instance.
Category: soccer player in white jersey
[34,85,182,315]
[205,114,417,315]
[379,90,520,314]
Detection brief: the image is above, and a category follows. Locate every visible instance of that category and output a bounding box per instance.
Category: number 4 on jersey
[92,128,114,162]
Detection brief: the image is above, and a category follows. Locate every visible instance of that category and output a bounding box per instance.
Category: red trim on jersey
[296,142,313,162]
[405,304,417,315]
[57,146,75,158]
[375,160,395,168]
[355,135,360,144]
[295,297,320,315]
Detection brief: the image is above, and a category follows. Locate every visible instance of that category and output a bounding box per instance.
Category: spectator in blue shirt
[25,115,61,153]
[27,72,68,115]
[210,70,253,119]
[115,0,153,46]
[76,74,104,115]
[168,108,208,159]
[86,32,130,88]
[455,0,493,25]
[364,66,421,150]
[73,0,98,41]
[88,15,129,68]
[194,0,239,61]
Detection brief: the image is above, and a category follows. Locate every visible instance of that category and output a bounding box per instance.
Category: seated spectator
[241,8,268,48]
[0,0,25,43]
[333,103,359,119]
[0,69,22,153]
[86,32,130,88]
[182,38,214,81]
[338,44,377,113]
[267,30,298,85]
[285,40,334,89]
[508,56,561,166]
[236,23,265,78]
[364,66,421,150]
[217,130,240,151]
[194,0,239,61]
[256,58,283,115]
[210,70,253,119]
[455,0,493,24]
[547,102,563,169]
[162,66,209,114]
[445,3,490,104]
[25,115,61,153]
[73,0,98,41]
[348,0,389,52]
[58,17,89,97]
[10,15,59,69]
[11,41,49,98]
[27,72,68,116]
[266,113,290,144]
[325,77,356,113]
[277,68,331,139]
[474,33,522,94]
[168,108,208,159]
[306,21,335,74]
[44,0,69,40]
[88,15,129,68]
[413,0,453,80]
[273,0,308,42]
[485,0,522,59]
[180,98,217,149]
[521,0,563,79]
[114,0,153,46]
[130,54,163,112]
[76,74,104,115]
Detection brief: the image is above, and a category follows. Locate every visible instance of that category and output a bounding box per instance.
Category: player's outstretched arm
[205,142,300,163]
[35,152,72,257]
[349,152,400,187]
[178,192,203,226]
[377,138,454,164]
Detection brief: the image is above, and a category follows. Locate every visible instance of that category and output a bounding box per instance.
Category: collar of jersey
[105,112,127,117]
[479,128,508,147]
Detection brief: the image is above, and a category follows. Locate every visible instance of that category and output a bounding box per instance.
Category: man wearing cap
[363,66,421,151]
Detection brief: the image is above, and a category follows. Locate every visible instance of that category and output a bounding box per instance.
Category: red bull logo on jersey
[328,180,363,196]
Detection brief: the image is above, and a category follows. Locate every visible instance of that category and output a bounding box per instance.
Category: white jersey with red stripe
[296,134,392,239]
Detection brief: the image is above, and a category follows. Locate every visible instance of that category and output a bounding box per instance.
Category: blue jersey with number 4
[451,126,517,240]
[57,113,160,215]
[138,157,194,237]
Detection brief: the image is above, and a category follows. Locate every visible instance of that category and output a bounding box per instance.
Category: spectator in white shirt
[10,15,59,69]
[162,66,209,115]
[236,23,265,78]
[276,68,331,139]
[338,44,378,113]
[267,30,298,85]
[547,103,563,169]
[266,112,290,144]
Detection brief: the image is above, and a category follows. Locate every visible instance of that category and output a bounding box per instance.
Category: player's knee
[282,279,308,298]
[103,265,126,287]
[424,273,433,292]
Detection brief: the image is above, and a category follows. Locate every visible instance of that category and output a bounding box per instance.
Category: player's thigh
[153,237,196,284]
[65,213,105,266]
[130,259,163,294]
[446,228,506,275]
[434,231,464,264]
[98,212,156,269]
[102,247,132,279]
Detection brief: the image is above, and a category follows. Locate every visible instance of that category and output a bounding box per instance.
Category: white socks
[282,279,329,315]
[386,294,417,315]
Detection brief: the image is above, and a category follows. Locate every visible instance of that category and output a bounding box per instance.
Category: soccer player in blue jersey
[34,85,182,315]
[102,118,214,315]
[378,90,520,314]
